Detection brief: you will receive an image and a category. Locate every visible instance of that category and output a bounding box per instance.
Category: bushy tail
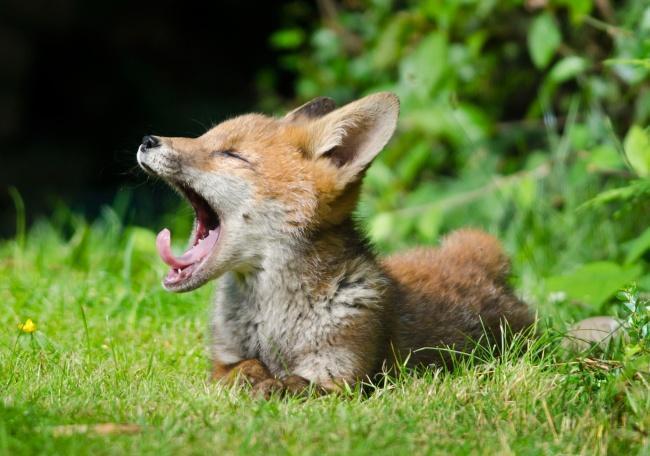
[439,229,511,282]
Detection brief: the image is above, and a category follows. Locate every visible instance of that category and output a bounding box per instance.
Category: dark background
[0,0,307,237]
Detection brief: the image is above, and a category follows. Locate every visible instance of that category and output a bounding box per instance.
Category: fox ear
[308,92,399,180]
[285,97,337,121]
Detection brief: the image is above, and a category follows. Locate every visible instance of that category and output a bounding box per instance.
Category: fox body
[137,93,533,395]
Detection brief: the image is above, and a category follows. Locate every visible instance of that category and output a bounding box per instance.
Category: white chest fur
[209,252,387,379]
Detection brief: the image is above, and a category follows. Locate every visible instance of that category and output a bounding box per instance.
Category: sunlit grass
[1,208,649,455]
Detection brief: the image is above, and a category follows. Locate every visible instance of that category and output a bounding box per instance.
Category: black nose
[141,135,161,150]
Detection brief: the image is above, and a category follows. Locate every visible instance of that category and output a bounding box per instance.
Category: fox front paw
[251,378,286,399]
[212,358,274,387]
[250,375,324,399]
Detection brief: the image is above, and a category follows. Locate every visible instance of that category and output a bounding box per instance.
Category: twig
[583,16,632,38]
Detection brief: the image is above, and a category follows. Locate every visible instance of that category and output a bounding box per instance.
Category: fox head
[137,92,399,292]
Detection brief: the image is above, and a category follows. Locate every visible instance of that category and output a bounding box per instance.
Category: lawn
[1,203,649,455]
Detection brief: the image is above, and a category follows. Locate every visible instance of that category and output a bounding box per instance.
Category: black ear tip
[286,96,338,120]
[314,97,337,111]
[299,97,337,118]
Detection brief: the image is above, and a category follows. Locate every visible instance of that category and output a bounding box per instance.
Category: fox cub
[137,93,533,397]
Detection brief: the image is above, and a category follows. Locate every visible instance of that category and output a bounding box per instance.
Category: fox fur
[137,92,533,397]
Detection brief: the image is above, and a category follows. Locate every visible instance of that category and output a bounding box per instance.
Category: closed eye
[213,149,249,163]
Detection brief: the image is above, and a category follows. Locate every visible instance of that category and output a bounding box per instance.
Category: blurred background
[0,0,309,235]
[2,0,650,317]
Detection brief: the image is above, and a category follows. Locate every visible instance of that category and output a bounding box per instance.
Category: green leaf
[365,161,396,189]
[624,227,650,265]
[416,207,442,243]
[397,141,431,184]
[527,13,562,69]
[547,261,643,308]
[373,13,411,69]
[624,125,650,177]
[401,104,488,146]
[270,28,305,50]
[368,212,395,242]
[555,0,593,23]
[587,145,625,171]
[399,32,448,99]
[549,56,589,83]
[513,175,537,210]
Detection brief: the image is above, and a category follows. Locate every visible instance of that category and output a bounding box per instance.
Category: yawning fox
[137,93,533,397]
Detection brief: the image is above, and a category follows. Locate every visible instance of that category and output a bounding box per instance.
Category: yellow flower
[18,318,37,333]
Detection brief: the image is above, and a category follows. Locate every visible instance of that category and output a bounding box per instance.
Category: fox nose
[140,135,161,151]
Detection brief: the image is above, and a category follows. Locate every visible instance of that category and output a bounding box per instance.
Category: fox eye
[214,150,248,162]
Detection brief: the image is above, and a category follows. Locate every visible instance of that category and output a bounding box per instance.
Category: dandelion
[18,318,37,333]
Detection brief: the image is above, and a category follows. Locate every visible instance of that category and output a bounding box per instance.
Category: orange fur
[383,229,532,367]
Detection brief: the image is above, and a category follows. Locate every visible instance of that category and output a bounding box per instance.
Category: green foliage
[547,261,642,309]
[270,28,305,50]
[625,227,650,266]
[528,12,562,69]
[625,125,650,177]
[618,286,650,351]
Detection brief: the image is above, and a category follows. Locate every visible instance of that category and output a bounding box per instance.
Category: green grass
[1,206,649,456]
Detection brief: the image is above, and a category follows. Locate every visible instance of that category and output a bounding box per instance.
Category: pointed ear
[285,97,337,121]
[308,92,399,181]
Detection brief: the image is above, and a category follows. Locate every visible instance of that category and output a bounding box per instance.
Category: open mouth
[155,184,221,288]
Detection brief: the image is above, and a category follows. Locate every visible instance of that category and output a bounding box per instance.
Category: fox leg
[283,375,312,394]
[250,350,360,398]
[211,358,274,386]
[251,375,332,399]
[212,359,313,398]
[212,359,333,398]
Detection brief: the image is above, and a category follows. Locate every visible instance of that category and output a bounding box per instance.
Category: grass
[1,204,649,455]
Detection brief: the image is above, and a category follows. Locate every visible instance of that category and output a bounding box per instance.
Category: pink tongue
[156,227,219,269]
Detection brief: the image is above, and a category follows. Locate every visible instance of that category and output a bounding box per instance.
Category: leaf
[373,13,411,69]
[270,28,305,50]
[547,261,642,308]
[416,207,442,243]
[365,161,396,189]
[399,32,448,99]
[624,125,650,177]
[397,141,431,184]
[549,56,589,83]
[368,212,395,242]
[513,175,537,210]
[527,13,562,69]
[401,104,488,146]
[555,0,593,23]
[624,227,650,265]
[638,275,650,292]
[587,145,625,171]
